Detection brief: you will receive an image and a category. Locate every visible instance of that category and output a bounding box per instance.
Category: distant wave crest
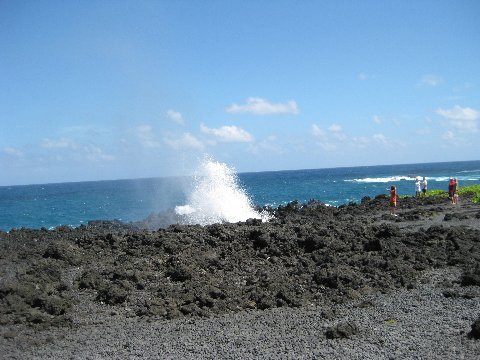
[347,174,480,183]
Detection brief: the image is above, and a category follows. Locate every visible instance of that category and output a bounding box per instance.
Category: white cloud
[226,97,299,115]
[373,133,388,144]
[372,115,381,124]
[436,105,479,131]
[41,137,77,149]
[164,133,204,150]
[328,123,347,140]
[311,124,338,151]
[2,147,24,157]
[135,125,161,148]
[40,137,114,162]
[328,123,342,133]
[441,131,472,147]
[436,105,479,121]
[167,110,185,126]
[442,131,455,140]
[84,144,115,161]
[419,74,442,87]
[200,124,254,142]
[311,124,327,139]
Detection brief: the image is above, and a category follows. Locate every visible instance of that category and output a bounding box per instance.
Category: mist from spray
[175,158,271,225]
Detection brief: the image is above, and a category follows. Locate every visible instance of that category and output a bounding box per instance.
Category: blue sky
[1,0,479,186]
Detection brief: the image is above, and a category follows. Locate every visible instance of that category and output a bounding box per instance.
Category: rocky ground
[1,193,479,359]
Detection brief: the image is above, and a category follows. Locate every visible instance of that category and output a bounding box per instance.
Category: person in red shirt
[448,178,456,203]
[388,185,398,216]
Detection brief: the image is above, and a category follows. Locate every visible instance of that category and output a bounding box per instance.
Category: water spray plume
[175,158,271,225]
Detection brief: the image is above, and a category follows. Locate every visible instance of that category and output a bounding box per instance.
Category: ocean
[1,160,479,231]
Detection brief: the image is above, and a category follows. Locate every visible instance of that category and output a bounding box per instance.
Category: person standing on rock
[415,178,421,197]
[453,178,459,205]
[421,177,428,195]
[388,185,398,216]
[448,178,456,203]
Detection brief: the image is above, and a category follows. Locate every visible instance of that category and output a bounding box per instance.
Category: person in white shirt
[415,178,421,197]
[421,177,428,195]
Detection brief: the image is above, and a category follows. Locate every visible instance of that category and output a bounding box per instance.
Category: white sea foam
[346,175,418,183]
[459,169,480,173]
[174,205,196,215]
[175,158,271,225]
[346,174,480,183]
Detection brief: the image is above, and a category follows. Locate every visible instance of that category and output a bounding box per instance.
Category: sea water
[1,160,479,231]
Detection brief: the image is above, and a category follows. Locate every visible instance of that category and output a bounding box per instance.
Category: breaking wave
[347,174,480,183]
[175,158,271,225]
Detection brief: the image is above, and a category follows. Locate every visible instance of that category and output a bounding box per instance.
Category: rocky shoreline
[1,194,480,358]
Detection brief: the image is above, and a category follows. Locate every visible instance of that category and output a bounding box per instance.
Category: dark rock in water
[325,321,359,339]
[469,317,480,339]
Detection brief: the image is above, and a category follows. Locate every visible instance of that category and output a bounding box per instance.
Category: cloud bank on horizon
[226,97,299,115]
[1,1,479,186]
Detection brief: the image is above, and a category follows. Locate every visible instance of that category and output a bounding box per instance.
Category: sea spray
[175,158,271,225]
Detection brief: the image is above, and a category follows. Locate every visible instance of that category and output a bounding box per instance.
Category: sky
[1,0,479,186]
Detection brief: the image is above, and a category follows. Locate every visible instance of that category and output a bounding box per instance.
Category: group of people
[389,177,428,216]
[414,177,428,197]
[388,176,460,216]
